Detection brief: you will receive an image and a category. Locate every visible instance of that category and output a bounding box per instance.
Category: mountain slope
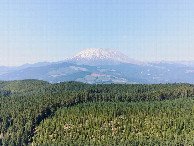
[0,62,132,84]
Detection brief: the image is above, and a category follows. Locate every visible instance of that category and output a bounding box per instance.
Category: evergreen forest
[0,80,193,145]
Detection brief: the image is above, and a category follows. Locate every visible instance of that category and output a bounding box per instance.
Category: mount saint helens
[67,48,141,65]
[1,48,194,84]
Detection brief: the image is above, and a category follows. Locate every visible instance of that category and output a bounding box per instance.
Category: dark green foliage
[33,98,194,145]
[0,80,194,145]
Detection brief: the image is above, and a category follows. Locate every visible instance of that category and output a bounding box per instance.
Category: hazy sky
[0,0,194,66]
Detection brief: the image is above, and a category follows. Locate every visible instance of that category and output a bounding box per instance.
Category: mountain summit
[68,48,140,65]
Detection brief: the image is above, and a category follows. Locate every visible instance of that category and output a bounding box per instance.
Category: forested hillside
[34,99,194,145]
[0,80,194,145]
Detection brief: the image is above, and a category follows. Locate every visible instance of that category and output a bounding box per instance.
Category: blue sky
[0,0,194,66]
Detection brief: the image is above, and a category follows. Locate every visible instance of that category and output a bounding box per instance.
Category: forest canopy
[0,80,193,145]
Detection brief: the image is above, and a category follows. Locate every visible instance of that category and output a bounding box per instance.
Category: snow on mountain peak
[69,48,140,65]
[73,48,127,60]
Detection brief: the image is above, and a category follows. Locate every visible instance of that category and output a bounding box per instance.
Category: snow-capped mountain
[67,48,140,65]
[2,48,194,84]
